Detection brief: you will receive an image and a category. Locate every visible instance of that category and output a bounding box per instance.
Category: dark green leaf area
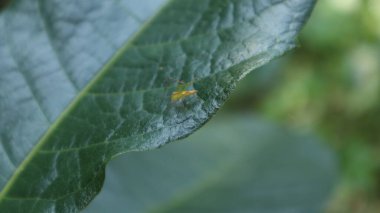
[0,0,11,11]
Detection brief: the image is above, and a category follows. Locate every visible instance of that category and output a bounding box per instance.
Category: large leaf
[0,0,316,212]
[85,115,338,213]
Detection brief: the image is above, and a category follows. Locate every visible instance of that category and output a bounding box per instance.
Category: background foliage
[225,0,380,212]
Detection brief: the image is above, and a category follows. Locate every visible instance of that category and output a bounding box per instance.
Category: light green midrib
[0,0,174,201]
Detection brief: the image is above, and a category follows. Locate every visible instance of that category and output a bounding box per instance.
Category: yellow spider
[170,81,198,102]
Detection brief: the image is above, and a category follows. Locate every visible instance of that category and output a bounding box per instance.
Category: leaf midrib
[0,0,174,201]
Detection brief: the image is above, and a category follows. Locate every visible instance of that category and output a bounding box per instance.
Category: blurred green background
[225,0,380,212]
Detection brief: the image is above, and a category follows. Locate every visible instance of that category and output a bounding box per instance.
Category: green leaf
[0,0,316,211]
[85,115,338,213]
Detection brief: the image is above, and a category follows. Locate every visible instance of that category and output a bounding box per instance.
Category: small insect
[171,80,198,102]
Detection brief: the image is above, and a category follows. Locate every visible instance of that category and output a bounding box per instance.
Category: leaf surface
[86,115,338,213]
[0,0,315,211]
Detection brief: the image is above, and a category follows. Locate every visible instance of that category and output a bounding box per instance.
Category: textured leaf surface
[86,115,338,213]
[0,0,315,212]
